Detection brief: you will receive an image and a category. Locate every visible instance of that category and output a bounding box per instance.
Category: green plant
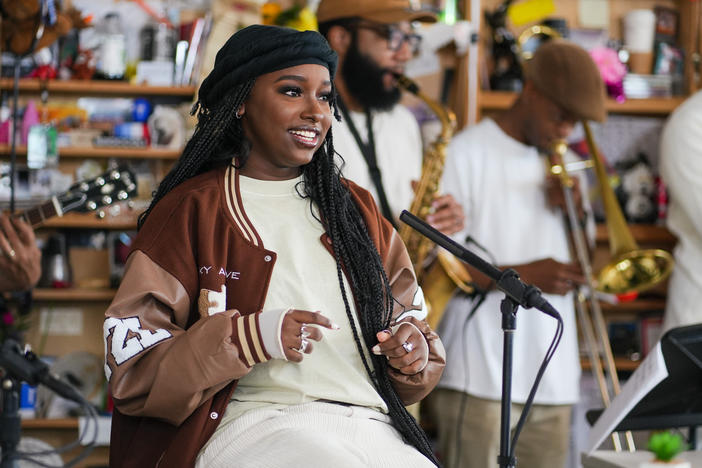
[648,431,687,462]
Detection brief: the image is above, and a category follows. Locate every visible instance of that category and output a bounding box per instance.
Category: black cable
[438,236,493,468]
[509,313,565,460]
[7,391,98,467]
[451,290,485,468]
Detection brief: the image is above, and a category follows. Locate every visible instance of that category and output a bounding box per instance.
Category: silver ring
[295,338,309,354]
[301,324,311,338]
[4,248,15,259]
[402,341,414,353]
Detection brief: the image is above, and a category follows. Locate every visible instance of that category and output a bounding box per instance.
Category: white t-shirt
[437,118,581,405]
[332,105,423,221]
[219,175,387,427]
[659,90,702,332]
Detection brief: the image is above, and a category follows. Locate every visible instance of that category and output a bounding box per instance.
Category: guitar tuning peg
[127,200,135,210]
[102,195,113,206]
[96,177,106,186]
[110,170,121,180]
[96,210,106,219]
[117,191,129,201]
[87,200,98,211]
[80,182,90,192]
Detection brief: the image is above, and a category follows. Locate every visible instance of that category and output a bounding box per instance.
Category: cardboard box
[69,247,110,289]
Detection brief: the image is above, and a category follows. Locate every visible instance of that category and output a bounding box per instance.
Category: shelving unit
[1,76,195,468]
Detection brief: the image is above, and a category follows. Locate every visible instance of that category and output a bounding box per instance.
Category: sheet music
[586,341,669,453]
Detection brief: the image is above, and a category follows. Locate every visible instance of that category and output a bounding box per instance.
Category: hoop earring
[235,108,243,119]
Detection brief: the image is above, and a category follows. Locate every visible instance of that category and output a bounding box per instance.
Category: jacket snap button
[264,255,272,262]
[210,412,218,420]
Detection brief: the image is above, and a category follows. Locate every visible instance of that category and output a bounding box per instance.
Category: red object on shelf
[616,291,639,302]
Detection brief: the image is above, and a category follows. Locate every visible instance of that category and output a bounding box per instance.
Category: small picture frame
[653,6,678,44]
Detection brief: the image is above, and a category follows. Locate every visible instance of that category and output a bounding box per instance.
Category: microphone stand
[399,211,562,468]
[0,373,21,468]
[498,290,518,468]
[0,338,86,467]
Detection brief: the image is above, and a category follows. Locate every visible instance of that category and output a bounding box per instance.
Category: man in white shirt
[659,90,702,333]
[427,40,606,468]
[316,0,464,233]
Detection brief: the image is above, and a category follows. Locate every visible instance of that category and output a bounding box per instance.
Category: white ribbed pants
[195,401,435,468]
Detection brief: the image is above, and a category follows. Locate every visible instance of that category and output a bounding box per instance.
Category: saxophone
[396,75,474,329]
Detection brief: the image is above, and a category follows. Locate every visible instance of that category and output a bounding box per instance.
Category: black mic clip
[0,339,83,403]
[495,269,557,318]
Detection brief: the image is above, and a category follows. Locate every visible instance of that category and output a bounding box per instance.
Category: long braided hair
[139,79,439,466]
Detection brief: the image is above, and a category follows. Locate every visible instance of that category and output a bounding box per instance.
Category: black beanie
[198,25,338,110]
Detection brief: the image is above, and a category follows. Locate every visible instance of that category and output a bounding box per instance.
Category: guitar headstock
[57,165,138,215]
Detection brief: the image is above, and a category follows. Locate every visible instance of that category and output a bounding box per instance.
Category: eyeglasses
[354,22,422,55]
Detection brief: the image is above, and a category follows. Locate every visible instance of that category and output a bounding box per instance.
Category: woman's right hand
[281,309,338,362]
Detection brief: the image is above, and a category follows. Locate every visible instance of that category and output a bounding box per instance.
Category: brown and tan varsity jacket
[103,165,445,467]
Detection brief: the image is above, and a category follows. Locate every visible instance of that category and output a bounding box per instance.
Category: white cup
[623,9,656,53]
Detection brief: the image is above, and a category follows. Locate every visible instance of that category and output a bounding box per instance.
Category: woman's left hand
[371,322,429,375]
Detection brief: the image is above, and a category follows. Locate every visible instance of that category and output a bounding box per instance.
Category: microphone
[0,339,84,403]
[399,210,561,319]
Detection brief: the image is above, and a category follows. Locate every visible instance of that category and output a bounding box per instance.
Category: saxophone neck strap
[337,96,396,229]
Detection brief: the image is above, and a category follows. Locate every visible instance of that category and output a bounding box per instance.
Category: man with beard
[316,0,464,235]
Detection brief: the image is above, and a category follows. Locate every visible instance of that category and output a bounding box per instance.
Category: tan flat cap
[525,39,607,122]
[316,0,437,24]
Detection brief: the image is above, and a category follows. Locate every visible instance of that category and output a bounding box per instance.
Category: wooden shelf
[21,418,79,430]
[33,288,117,301]
[595,223,677,245]
[41,211,138,230]
[601,297,666,311]
[581,355,641,372]
[1,78,195,97]
[0,145,181,160]
[600,297,666,313]
[479,91,686,115]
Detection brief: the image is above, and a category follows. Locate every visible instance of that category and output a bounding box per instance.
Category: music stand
[586,324,702,449]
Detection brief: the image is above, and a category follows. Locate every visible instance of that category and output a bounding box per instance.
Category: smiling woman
[102,25,445,468]
[238,65,333,179]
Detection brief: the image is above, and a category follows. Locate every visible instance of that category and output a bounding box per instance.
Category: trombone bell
[582,121,674,295]
[597,249,674,294]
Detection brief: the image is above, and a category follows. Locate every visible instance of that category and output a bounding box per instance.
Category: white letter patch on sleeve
[103,317,171,380]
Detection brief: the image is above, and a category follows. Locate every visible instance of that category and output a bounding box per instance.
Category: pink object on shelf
[21,100,40,145]
[590,47,627,102]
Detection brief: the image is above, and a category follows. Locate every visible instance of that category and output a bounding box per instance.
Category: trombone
[549,138,632,451]
[549,123,673,451]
